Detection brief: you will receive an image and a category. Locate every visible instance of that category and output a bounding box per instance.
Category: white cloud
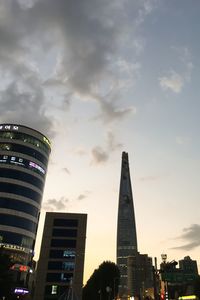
[159,71,183,93]
[159,47,194,94]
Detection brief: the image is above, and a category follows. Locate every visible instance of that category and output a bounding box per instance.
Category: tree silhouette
[82,261,120,300]
[0,251,14,298]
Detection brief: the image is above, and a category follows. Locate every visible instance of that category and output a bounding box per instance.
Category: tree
[82,261,120,300]
[0,252,14,298]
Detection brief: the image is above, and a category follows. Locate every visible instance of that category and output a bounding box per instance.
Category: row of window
[0,143,48,165]
[0,167,44,191]
[51,239,76,248]
[49,249,76,259]
[52,228,77,238]
[53,219,78,227]
[48,261,75,271]
[0,131,50,155]
[0,182,42,204]
[0,154,46,177]
[0,213,37,233]
[0,230,34,249]
[0,197,39,218]
[46,272,73,283]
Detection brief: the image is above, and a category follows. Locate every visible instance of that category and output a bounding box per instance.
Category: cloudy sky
[0,0,200,281]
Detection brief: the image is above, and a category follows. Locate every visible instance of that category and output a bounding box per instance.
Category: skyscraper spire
[117,151,138,297]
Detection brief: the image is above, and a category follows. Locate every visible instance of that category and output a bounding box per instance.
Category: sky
[0,0,200,283]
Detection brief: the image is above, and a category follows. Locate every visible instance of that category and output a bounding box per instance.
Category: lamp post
[113,277,119,300]
[106,286,112,300]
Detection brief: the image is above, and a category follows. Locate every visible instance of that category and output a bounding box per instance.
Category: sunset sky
[0,0,200,283]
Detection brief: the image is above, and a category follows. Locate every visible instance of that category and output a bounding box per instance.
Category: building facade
[117,152,138,298]
[127,254,153,297]
[34,212,87,300]
[0,124,51,293]
[179,256,198,276]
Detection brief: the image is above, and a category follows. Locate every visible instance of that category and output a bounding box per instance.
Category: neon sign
[0,154,46,175]
[14,288,29,295]
[29,161,45,174]
[0,125,19,131]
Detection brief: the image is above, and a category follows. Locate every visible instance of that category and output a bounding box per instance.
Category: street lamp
[106,286,112,300]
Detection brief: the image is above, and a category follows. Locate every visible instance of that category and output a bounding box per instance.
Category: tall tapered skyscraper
[117,152,138,298]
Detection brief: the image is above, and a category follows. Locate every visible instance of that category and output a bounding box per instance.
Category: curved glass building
[0,124,51,267]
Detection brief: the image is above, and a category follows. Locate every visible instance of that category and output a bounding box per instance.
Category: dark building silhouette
[117,152,153,298]
[127,254,153,297]
[0,124,51,293]
[179,256,198,275]
[117,152,138,297]
[34,212,87,300]
[160,255,199,299]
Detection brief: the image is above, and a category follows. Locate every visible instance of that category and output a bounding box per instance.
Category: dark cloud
[171,224,200,251]
[42,196,69,211]
[90,130,123,164]
[0,75,55,139]
[107,131,123,151]
[77,194,87,201]
[76,190,91,200]
[91,146,109,164]
[62,167,71,175]
[0,0,157,133]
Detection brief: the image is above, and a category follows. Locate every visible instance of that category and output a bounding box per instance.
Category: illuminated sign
[0,243,33,254]
[179,296,198,300]
[11,264,29,272]
[0,125,19,131]
[14,288,29,295]
[0,154,46,175]
[0,243,25,252]
[29,161,45,174]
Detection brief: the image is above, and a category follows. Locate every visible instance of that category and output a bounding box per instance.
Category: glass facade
[49,249,76,259]
[0,143,48,164]
[0,131,50,155]
[0,197,39,218]
[0,182,42,203]
[0,124,50,267]
[0,168,44,191]
[0,231,34,249]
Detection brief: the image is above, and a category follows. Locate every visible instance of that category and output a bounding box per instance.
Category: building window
[51,239,76,248]
[0,131,50,155]
[0,213,37,233]
[62,262,75,271]
[46,273,73,283]
[53,219,78,227]
[0,197,39,218]
[63,249,76,258]
[0,168,44,191]
[0,142,48,165]
[60,273,73,282]
[49,249,76,259]
[0,182,42,203]
[52,228,77,237]
[0,230,34,248]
